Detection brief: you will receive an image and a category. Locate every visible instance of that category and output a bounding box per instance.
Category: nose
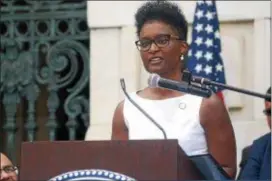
[149,42,159,52]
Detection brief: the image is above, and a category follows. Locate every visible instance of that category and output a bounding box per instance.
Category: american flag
[187,0,226,100]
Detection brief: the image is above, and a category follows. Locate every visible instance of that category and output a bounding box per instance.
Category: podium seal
[49,169,136,181]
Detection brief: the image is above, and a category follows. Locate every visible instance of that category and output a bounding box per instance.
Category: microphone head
[148,73,160,88]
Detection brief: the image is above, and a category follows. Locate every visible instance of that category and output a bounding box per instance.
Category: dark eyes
[135,34,181,51]
[156,37,169,45]
[136,35,170,49]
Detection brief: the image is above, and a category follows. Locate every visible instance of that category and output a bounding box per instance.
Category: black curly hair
[135,0,188,41]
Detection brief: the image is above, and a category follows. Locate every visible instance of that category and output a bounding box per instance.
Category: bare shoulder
[112,100,125,126]
[202,93,224,110]
[199,94,229,125]
[111,100,128,140]
[115,100,125,114]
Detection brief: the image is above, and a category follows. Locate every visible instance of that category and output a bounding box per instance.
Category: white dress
[123,92,208,156]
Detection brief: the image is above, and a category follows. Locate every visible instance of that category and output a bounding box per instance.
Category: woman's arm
[200,94,237,179]
[111,101,128,140]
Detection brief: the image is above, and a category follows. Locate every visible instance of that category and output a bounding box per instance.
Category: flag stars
[205,11,214,21]
[195,51,203,60]
[205,38,213,47]
[205,24,213,34]
[204,52,213,61]
[195,64,203,73]
[197,1,204,5]
[187,1,225,92]
[195,10,204,19]
[194,37,203,46]
[216,63,223,72]
[215,30,220,39]
[195,23,203,33]
[188,50,192,57]
[205,1,213,6]
[204,65,212,75]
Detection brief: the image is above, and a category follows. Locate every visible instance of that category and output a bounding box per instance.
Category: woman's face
[137,20,188,75]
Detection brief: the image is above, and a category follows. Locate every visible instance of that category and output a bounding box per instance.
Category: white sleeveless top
[123,92,208,156]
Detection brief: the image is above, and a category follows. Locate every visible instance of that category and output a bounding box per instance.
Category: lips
[149,57,163,64]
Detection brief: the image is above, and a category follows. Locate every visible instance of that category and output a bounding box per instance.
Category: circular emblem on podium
[48,169,136,181]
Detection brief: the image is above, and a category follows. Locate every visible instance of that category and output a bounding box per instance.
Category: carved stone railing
[0,0,90,163]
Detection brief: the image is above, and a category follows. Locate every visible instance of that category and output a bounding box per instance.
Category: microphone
[182,70,271,102]
[148,73,212,98]
[119,78,167,139]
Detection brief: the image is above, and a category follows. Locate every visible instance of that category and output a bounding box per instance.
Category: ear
[180,41,189,55]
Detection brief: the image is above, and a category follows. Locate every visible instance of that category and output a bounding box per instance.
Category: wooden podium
[19,140,205,180]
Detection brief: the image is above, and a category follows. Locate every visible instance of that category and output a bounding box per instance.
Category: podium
[19,139,205,180]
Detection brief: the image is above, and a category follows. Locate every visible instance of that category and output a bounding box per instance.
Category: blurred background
[0,0,271,173]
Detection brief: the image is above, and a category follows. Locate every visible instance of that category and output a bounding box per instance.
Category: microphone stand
[120,78,167,139]
[182,70,271,102]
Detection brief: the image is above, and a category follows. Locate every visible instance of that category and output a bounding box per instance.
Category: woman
[111,1,236,178]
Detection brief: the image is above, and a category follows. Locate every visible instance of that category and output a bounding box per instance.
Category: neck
[160,71,182,81]
[160,63,184,81]
[149,69,184,96]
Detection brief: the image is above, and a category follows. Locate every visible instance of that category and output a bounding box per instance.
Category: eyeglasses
[0,165,18,174]
[135,34,182,52]
[263,108,271,116]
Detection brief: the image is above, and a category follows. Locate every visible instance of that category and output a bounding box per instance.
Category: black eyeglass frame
[135,34,184,52]
[0,165,18,175]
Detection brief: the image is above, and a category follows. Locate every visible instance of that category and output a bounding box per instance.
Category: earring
[180,54,184,61]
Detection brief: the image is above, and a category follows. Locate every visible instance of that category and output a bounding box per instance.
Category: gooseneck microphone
[120,78,167,139]
[148,73,212,98]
